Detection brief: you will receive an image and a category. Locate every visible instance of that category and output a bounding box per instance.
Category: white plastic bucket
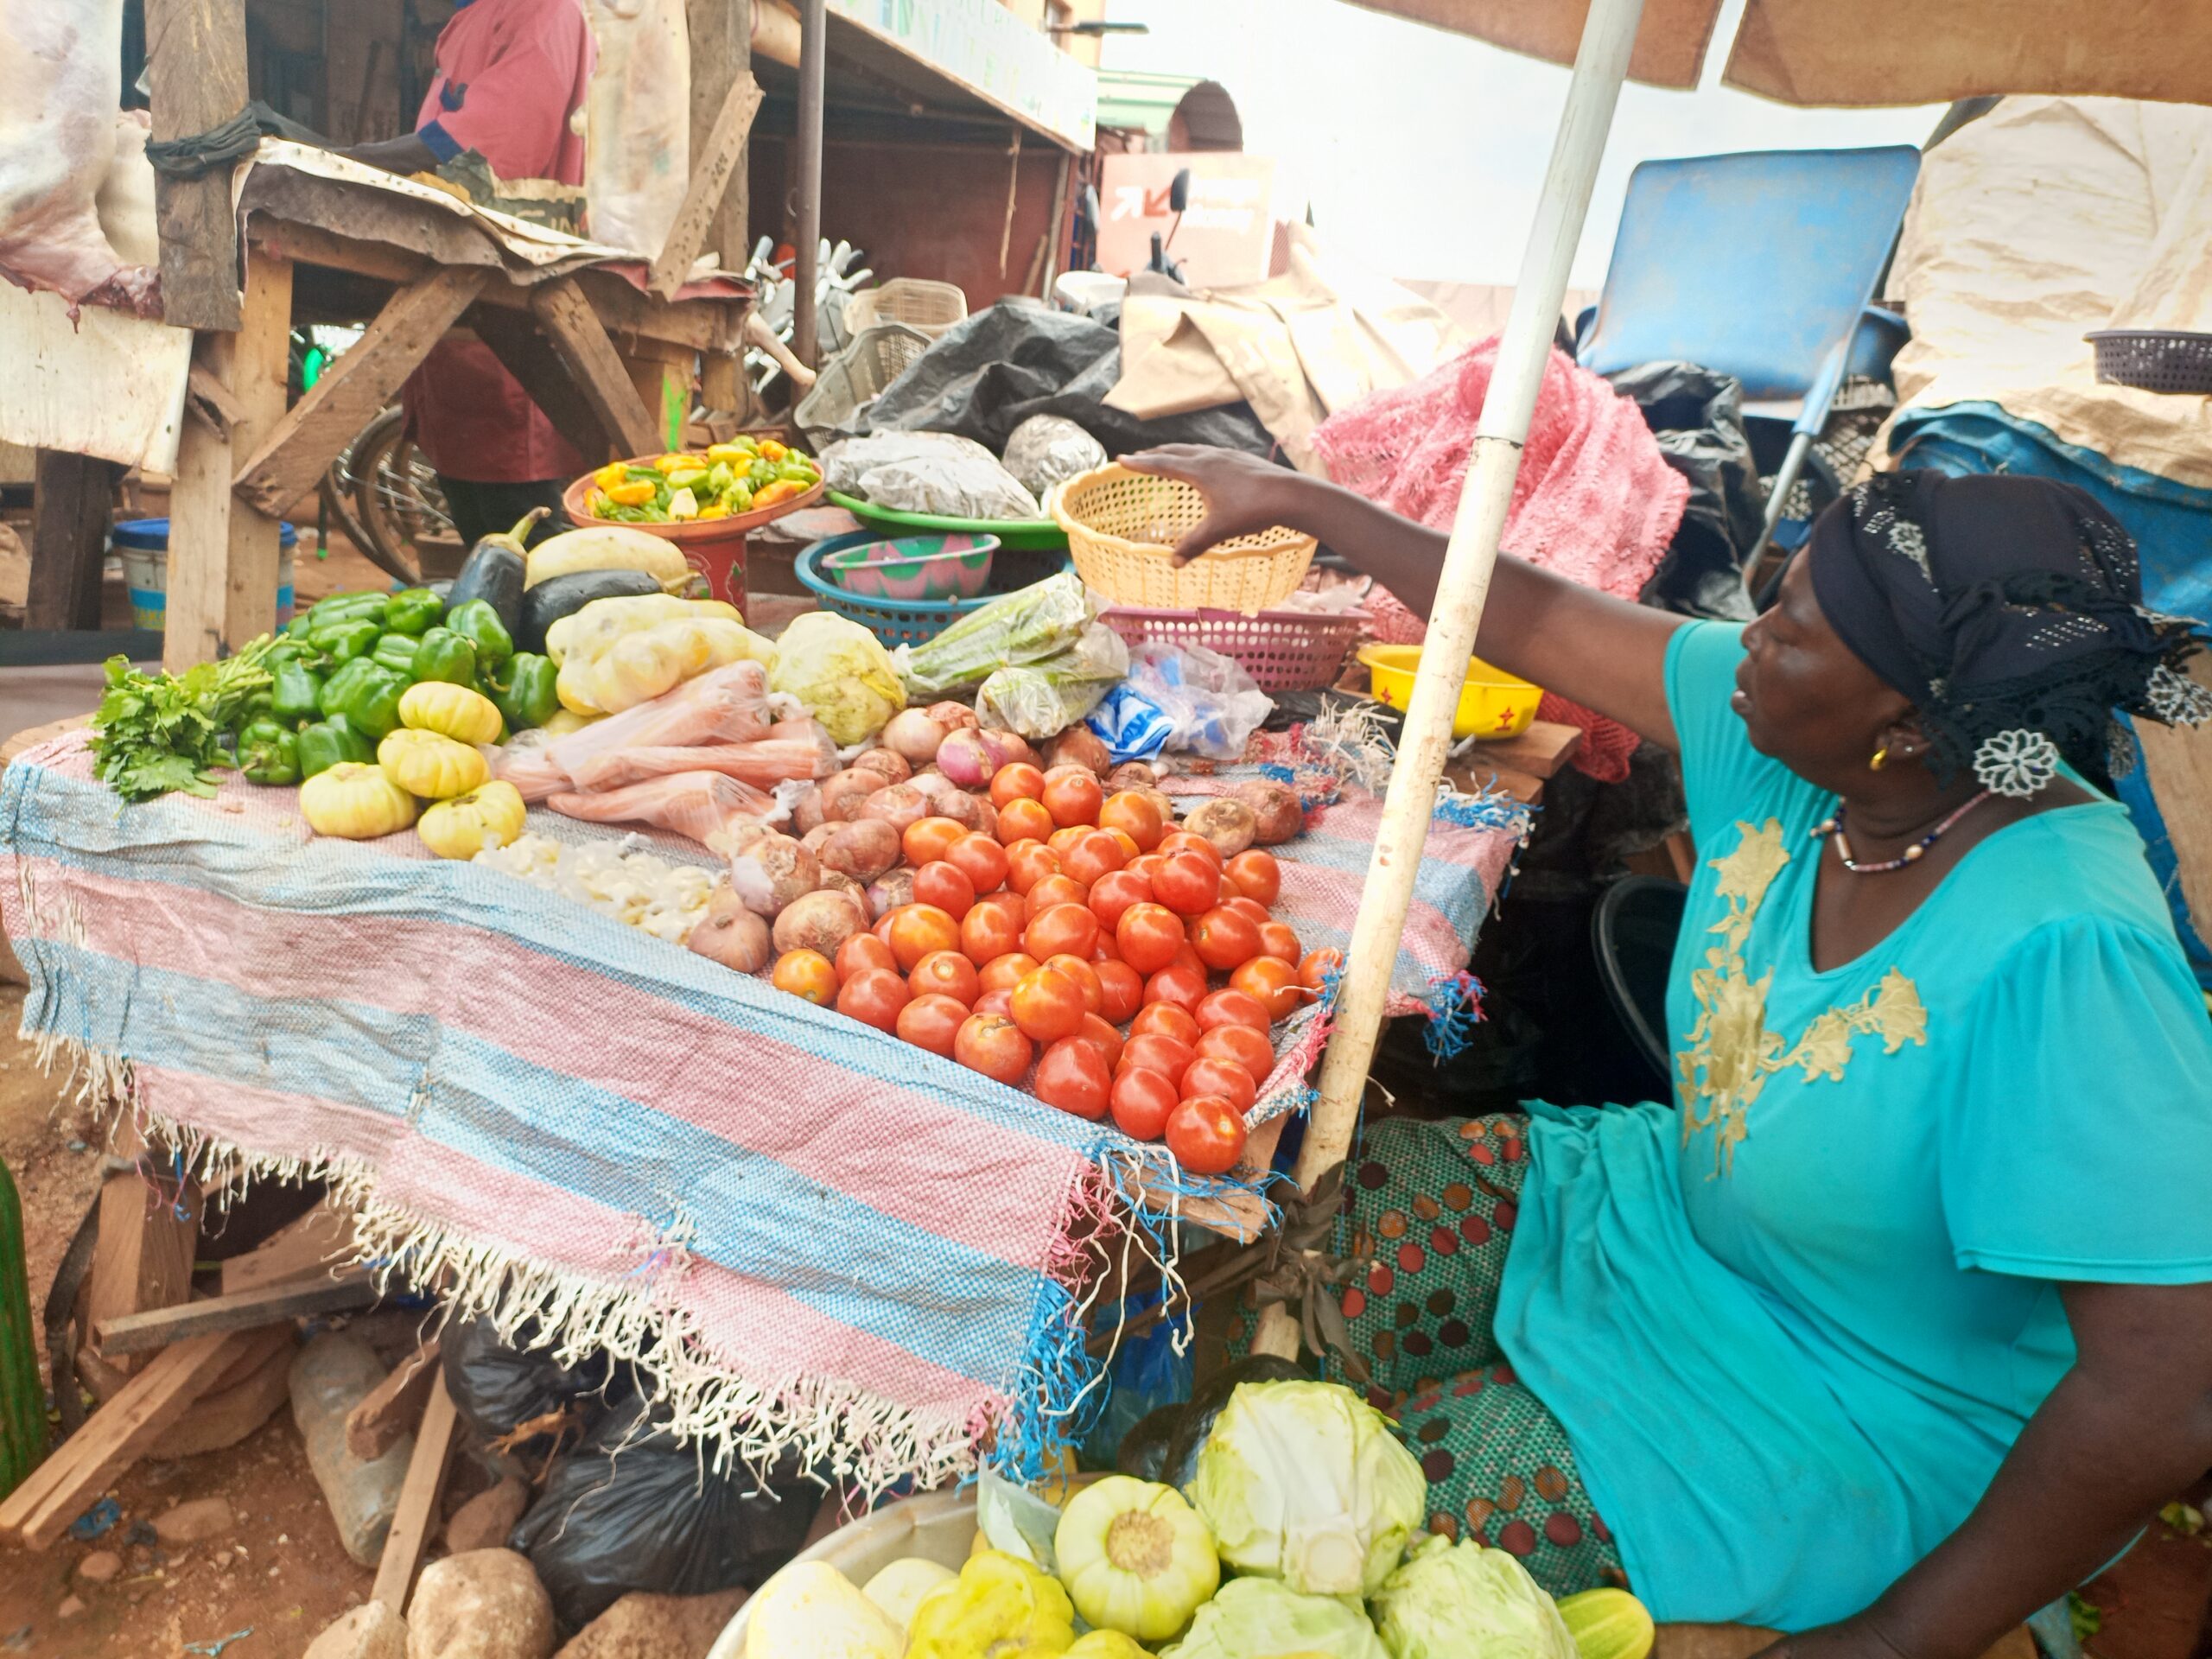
[115,518,296,630]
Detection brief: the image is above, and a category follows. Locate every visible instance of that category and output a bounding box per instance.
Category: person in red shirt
[340,0,596,549]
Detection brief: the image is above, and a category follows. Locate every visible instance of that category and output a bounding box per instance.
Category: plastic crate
[845,277,969,339]
[796,533,1071,648]
[792,322,931,448]
[2084,329,2212,395]
[1101,604,1372,692]
[1051,463,1316,612]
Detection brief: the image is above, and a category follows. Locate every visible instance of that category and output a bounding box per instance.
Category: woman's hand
[1121,446,1315,563]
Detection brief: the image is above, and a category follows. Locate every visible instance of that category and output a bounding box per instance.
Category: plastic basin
[823,532,998,601]
[1357,643,1541,741]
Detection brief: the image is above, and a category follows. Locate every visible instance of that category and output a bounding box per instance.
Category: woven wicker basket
[846,277,969,340]
[1050,464,1316,612]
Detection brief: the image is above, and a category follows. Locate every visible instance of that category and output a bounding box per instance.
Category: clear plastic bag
[1001,414,1105,500]
[547,660,773,789]
[895,571,1095,702]
[547,770,779,851]
[818,430,1039,520]
[1122,640,1274,759]
[976,621,1129,739]
[767,612,907,746]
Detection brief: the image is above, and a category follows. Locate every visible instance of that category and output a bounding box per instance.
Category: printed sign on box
[1096,152,1277,288]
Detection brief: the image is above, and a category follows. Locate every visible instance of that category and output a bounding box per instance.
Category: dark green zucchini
[517,567,664,655]
[446,506,543,639]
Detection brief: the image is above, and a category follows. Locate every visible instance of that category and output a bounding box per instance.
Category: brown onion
[687,884,771,973]
[772,889,868,957]
[1233,778,1305,845]
[729,833,819,917]
[855,782,929,832]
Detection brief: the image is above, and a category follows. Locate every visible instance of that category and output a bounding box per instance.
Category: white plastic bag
[1123,640,1274,759]
[1001,414,1105,499]
[819,431,1039,520]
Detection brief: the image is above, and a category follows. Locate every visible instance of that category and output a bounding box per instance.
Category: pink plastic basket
[1100,605,1372,693]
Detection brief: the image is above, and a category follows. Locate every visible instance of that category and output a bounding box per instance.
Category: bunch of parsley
[88,636,276,803]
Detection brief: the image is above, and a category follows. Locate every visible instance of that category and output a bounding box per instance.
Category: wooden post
[651,73,764,301]
[83,1128,200,1379]
[27,453,119,632]
[531,278,665,459]
[145,0,248,332]
[625,344,695,454]
[163,247,293,673]
[686,0,755,282]
[791,0,826,366]
[469,306,615,465]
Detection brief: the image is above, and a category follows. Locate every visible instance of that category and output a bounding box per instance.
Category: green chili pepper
[295,715,375,779]
[443,599,514,666]
[372,632,423,677]
[270,660,324,724]
[382,588,444,637]
[236,718,301,785]
[486,652,560,732]
[409,626,477,687]
[308,615,382,663]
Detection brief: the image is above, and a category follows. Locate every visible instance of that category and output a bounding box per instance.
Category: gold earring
[1869,746,1890,772]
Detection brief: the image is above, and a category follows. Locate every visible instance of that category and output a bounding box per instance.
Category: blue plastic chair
[1576,146,1923,581]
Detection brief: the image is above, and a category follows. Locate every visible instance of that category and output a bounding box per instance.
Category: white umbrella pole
[1253,0,1649,1361]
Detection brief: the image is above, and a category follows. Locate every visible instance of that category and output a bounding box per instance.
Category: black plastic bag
[441,1318,630,1449]
[512,1397,826,1630]
[1605,361,1764,620]
[851,301,1274,460]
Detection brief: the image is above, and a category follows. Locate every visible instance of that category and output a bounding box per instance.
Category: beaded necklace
[1810,790,1994,874]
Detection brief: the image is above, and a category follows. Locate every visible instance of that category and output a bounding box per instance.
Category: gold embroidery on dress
[1677,819,1929,1176]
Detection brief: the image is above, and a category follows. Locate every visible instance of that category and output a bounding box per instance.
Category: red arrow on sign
[1141,187,1175,217]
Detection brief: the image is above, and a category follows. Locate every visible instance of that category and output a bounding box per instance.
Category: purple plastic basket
[1100,605,1372,693]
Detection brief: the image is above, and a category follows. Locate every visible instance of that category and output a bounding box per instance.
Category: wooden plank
[145,0,247,331]
[94,1271,376,1357]
[164,248,293,673]
[0,1330,244,1548]
[219,1199,358,1296]
[652,72,764,300]
[27,452,119,631]
[467,307,613,465]
[322,1,404,144]
[626,355,690,454]
[688,0,753,285]
[232,266,487,518]
[346,1337,442,1463]
[1471,719,1581,779]
[84,1133,200,1378]
[371,1373,459,1616]
[1447,757,1545,806]
[531,278,664,459]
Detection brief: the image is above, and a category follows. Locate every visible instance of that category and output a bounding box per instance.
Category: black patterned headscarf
[1806,472,2210,795]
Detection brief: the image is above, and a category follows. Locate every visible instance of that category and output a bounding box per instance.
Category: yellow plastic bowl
[1357,644,1542,741]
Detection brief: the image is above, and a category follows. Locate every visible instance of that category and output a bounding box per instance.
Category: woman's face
[1732,553,1913,785]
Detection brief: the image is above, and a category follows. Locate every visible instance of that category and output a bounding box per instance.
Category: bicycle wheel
[348,407,453,584]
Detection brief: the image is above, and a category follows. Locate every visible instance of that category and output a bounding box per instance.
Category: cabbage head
[767,611,905,746]
[1160,1577,1388,1659]
[1186,1380,1426,1598]
[1370,1535,1579,1659]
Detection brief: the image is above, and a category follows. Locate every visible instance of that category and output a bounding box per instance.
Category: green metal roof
[1096,68,1200,137]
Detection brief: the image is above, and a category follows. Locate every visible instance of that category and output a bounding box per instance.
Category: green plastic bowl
[825,488,1068,553]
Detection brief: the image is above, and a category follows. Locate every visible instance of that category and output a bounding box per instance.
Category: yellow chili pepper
[696,502,730,520]
[655,452,705,474]
[757,439,789,462]
[593,461,626,492]
[605,480,658,506]
[705,442,757,463]
[751,479,804,509]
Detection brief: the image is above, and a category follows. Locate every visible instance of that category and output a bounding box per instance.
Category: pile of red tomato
[766,760,1338,1177]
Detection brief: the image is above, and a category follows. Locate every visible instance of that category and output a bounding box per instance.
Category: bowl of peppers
[563,437,827,537]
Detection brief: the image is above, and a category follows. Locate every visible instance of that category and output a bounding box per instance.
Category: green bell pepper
[296,715,375,779]
[486,652,559,732]
[270,660,324,724]
[383,588,444,636]
[327,662,408,740]
[309,615,383,663]
[444,598,513,666]
[307,590,391,630]
[285,611,316,640]
[410,626,477,687]
[372,632,423,677]
[237,718,301,785]
[317,656,378,719]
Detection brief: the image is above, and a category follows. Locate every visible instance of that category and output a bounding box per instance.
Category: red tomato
[836,967,910,1033]
[1011,966,1087,1044]
[1196,1022,1275,1080]
[1152,850,1221,918]
[1041,767,1104,829]
[1087,868,1154,931]
[1004,839,1059,896]
[1102,827,1141,863]
[1115,903,1185,975]
[1256,921,1302,964]
[1195,988,1272,1035]
[1167,942,1207,978]
[896,993,969,1056]
[1098,790,1166,852]
[1109,1067,1179,1141]
[1223,895,1274,929]
[873,910,899,947]
[835,933,897,982]
[1046,824,1092,859]
[1129,1002,1201,1046]
[910,949,982,1007]
[1073,1012,1124,1071]
[771,949,837,1005]
[912,860,976,921]
[1230,955,1306,1020]
[1095,960,1144,1024]
[1119,1033,1194,1086]
[888,904,961,972]
[1128,852,1166,883]
[989,762,1046,809]
[1166,1096,1248,1175]
[1034,1037,1112,1120]
[1023,902,1099,962]
[1189,906,1262,971]
[1298,947,1343,996]
[954,1013,1031,1085]
[1060,830,1127,888]
[979,951,1042,994]
[1041,954,1103,1016]
[998,798,1056,847]
[1025,874,1091,918]
[973,986,1015,1020]
[1224,849,1282,906]
[1090,931,1122,964]
[901,817,967,867]
[960,898,1024,966]
[1143,963,1208,1016]
[1182,1056,1256,1111]
[946,832,1010,895]
[1158,830,1224,869]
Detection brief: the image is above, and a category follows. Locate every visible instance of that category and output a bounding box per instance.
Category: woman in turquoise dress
[1127,452,2212,1658]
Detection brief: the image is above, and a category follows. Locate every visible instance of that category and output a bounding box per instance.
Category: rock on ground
[56,1595,84,1620]
[444,1475,531,1554]
[553,1591,748,1659]
[407,1549,556,1659]
[307,1600,410,1659]
[74,1548,122,1583]
[153,1497,234,1545]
